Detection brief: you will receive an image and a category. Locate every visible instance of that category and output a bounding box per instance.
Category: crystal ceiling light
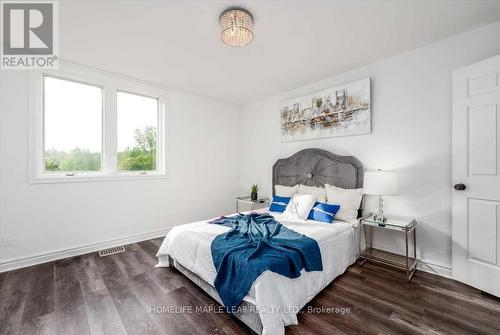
[219,8,254,47]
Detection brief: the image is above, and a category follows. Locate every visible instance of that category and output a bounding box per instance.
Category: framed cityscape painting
[280,78,371,142]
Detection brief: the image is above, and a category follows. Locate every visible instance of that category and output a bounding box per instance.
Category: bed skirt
[167,255,263,334]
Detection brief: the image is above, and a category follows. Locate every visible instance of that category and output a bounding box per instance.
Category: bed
[156,148,364,335]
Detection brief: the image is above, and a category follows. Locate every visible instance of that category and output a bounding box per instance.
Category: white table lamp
[363,170,399,222]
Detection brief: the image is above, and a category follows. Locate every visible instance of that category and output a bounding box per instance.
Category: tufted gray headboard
[272,148,364,194]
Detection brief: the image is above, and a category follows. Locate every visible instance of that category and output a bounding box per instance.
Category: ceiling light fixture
[219,8,254,47]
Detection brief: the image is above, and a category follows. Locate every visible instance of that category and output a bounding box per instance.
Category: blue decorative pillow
[307,202,341,223]
[269,195,291,213]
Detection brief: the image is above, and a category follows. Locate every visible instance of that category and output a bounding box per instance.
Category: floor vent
[98,246,126,257]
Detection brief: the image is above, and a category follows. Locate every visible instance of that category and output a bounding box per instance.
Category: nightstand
[359,215,417,281]
[236,196,269,212]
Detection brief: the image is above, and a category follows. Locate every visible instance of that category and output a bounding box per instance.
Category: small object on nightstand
[359,215,417,282]
[250,184,259,201]
[236,196,269,212]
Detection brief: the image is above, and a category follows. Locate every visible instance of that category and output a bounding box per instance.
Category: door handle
[454,183,466,191]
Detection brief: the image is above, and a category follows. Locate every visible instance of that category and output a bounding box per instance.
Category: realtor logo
[1,1,58,69]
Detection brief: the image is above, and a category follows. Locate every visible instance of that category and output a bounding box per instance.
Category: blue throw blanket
[210,213,323,311]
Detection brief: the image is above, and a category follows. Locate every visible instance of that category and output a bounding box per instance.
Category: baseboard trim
[0,227,172,273]
[417,258,452,279]
[2,229,454,280]
[367,246,453,279]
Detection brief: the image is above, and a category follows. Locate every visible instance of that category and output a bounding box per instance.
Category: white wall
[2,20,500,276]
[239,21,500,273]
[0,70,242,270]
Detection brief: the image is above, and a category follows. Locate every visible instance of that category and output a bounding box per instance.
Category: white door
[452,54,500,297]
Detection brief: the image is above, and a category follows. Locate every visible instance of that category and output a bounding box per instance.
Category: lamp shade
[363,170,399,195]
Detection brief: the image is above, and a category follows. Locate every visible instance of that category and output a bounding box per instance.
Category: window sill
[29,172,167,184]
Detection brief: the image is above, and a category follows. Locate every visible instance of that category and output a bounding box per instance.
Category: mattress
[156,208,357,335]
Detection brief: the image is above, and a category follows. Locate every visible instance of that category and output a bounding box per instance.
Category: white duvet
[156,209,357,335]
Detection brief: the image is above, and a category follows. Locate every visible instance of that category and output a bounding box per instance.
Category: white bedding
[156,209,357,335]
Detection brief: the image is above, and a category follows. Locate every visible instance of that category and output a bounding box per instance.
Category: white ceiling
[60,0,500,104]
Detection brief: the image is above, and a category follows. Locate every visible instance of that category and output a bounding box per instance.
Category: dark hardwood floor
[1,238,500,335]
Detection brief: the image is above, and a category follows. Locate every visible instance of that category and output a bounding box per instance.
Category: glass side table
[236,196,269,212]
[359,215,417,282]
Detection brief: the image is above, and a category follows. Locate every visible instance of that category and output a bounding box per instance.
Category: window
[117,92,158,172]
[30,62,166,183]
[44,76,103,173]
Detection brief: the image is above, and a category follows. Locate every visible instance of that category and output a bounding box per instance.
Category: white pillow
[297,184,327,202]
[283,194,316,220]
[325,184,363,221]
[275,184,298,197]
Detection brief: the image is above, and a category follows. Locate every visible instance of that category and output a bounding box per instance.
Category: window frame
[42,74,105,175]
[29,62,167,183]
[115,89,160,174]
